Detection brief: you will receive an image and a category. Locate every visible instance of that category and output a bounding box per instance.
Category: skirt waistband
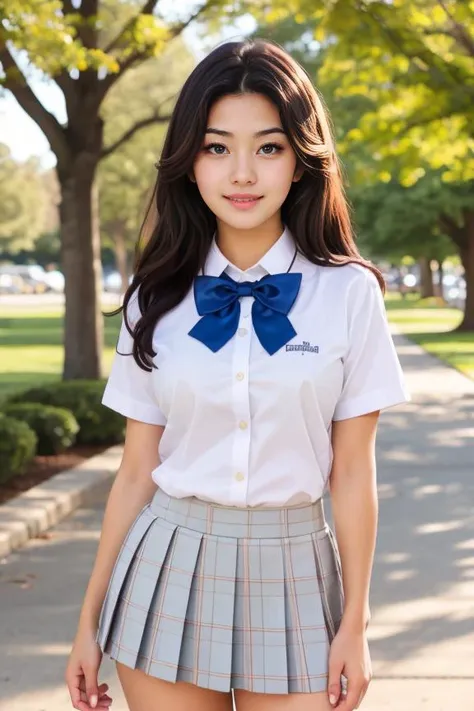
[149,488,327,539]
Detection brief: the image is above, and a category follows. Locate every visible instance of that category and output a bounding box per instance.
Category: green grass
[384,293,473,380]
[0,309,121,400]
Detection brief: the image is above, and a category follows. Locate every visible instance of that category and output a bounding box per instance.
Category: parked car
[42,269,65,292]
[0,265,50,294]
[0,272,23,294]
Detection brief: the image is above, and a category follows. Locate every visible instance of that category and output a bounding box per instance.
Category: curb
[0,444,124,558]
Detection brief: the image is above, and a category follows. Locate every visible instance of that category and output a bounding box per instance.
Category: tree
[98,42,193,292]
[350,174,463,296]
[258,0,474,329]
[0,144,47,253]
[0,0,246,378]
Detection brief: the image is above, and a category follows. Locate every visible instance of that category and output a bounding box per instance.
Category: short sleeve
[101,290,167,426]
[332,269,410,421]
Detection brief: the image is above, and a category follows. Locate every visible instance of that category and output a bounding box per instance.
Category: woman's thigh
[234,688,335,711]
[116,662,234,711]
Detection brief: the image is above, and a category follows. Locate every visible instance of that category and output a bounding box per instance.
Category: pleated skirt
[96,488,345,695]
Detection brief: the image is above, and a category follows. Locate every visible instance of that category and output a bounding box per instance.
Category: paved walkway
[0,330,473,710]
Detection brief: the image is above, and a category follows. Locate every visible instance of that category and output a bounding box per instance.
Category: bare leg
[235,688,336,711]
[116,662,234,711]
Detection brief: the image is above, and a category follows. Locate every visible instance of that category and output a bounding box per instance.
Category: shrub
[3,403,79,455]
[0,416,37,485]
[7,381,125,445]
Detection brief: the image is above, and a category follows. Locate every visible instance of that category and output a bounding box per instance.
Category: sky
[0,3,256,168]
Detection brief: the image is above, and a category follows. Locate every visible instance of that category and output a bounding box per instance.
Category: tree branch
[100,107,175,159]
[62,0,76,15]
[439,214,466,249]
[0,43,71,165]
[76,0,99,49]
[395,102,468,137]
[98,1,216,102]
[436,0,474,56]
[354,0,469,90]
[104,0,160,54]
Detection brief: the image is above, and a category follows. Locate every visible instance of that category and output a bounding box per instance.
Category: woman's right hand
[65,630,113,710]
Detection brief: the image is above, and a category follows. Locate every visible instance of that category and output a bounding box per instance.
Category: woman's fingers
[78,689,112,708]
[71,679,111,710]
[78,681,110,695]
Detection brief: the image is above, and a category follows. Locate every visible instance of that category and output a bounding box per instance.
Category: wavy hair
[116,38,384,371]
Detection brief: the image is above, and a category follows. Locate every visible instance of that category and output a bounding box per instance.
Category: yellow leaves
[76,57,88,72]
[346,128,364,142]
[262,7,290,24]
[400,167,426,187]
[378,171,392,183]
[88,48,119,73]
[1,1,173,81]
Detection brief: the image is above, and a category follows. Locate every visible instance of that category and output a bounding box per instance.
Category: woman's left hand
[327,624,372,709]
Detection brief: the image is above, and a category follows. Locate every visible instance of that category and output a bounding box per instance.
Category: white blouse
[102,225,410,507]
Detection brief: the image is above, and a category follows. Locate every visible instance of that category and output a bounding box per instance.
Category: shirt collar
[203,225,298,278]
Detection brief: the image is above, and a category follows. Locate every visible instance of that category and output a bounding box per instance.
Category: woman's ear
[188,172,196,183]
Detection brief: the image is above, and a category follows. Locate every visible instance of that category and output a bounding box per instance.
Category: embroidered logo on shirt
[286,340,319,353]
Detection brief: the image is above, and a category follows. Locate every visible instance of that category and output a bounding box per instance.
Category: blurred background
[0,0,472,392]
[0,3,473,710]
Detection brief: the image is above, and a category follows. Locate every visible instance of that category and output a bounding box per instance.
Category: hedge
[0,415,38,485]
[3,403,80,455]
[7,380,125,445]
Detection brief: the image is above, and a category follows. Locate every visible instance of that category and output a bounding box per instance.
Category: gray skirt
[96,488,345,695]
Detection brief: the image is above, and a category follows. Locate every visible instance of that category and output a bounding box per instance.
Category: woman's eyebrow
[205,127,286,137]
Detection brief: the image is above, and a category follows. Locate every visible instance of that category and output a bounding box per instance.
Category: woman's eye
[203,142,284,156]
[203,143,227,155]
[259,143,283,155]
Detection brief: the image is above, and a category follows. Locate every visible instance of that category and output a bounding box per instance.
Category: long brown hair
[117,38,384,370]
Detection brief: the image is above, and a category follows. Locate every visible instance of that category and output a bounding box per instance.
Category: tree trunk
[58,154,104,379]
[435,259,444,299]
[457,214,474,331]
[419,256,434,298]
[113,224,130,295]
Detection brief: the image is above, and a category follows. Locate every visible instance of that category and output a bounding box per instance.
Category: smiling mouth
[224,196,263,203]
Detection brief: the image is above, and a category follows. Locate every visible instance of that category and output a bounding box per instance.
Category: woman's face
[192,92,303,231]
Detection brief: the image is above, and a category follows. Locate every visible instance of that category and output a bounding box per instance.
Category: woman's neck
[216,219,285,271]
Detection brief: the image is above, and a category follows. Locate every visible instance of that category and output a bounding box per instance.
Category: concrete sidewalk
[0,331,473,710]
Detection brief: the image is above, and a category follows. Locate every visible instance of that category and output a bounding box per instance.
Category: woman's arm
[77,418,164,636]
[329,410,380,633]
[325,411,379,708]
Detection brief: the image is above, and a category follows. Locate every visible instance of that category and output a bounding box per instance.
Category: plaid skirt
[96,488,345,695]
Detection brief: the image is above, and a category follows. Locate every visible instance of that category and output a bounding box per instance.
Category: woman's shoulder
[317,260,380,296]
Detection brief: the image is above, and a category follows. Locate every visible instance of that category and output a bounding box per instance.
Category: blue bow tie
[188,271,302,355]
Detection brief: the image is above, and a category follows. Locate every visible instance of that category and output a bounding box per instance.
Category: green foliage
[0,415,37,484]
[264,0,474,183]
[2,403,79,455]
[98,40,195,261]
[0,0,165,76]
[7,381,125,445]
[0,144,47,252]
[350,173,472,261]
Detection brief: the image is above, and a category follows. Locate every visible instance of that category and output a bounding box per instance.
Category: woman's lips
[224,196,263,210]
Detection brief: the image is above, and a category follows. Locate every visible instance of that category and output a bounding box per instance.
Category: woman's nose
[230,153,257,184]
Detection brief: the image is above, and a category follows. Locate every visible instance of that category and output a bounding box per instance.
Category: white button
[242,313,250,319]
[235,472,245,481]
[239,420,248,430]
[236,372,245,381]
[238,327,248,336]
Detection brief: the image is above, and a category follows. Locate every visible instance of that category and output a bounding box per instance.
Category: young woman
[65,38,409,711]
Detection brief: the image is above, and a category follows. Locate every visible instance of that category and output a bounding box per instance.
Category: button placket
[230,297,252,503]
